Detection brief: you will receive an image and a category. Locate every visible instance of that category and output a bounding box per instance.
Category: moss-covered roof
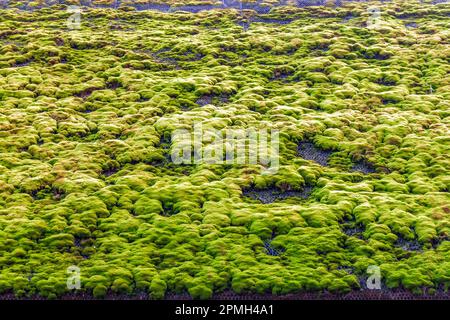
[0,0,449,299]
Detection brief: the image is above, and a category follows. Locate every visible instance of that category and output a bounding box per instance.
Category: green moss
[353,203,377,225]
[188,283,213,300]
[0,0,448,299]
[93,284,108,298]
[150,277,167,299]
[134,197,163,216]
[41,234,75,249]
[111,278,133,294]
[203,213,231,228]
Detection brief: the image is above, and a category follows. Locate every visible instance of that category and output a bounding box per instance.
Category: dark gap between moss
[243,186,313,204]
[350,160,376,174]
[297,141,332,166]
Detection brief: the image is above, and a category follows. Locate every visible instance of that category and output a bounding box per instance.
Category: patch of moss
[0,0,449,299]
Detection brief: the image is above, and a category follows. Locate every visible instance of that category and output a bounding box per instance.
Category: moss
[150,277,167,299]
[203,213,231,228]
[0,0,448,299]
[188,283,213,300]
[415,218,437,244]
[93,284,108,298]
[249,220,272,239]
[111,278,133,294]
[0,279,11,294]
[41,234,75,249]
[134,197,163,216]
[35,276,67,298]
[301,207,338,228]
[353,203,377,225]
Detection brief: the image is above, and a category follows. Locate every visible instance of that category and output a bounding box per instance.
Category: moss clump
[150,277,167,299]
